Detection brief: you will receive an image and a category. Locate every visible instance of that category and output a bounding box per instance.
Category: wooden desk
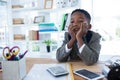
[0,58,107,80]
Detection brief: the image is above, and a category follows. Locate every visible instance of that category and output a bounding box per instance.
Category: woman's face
[70,12,90,34]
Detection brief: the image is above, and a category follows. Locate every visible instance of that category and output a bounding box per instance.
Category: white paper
[24,64,72,80]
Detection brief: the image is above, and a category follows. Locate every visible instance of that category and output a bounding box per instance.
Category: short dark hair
[71,9,91,24]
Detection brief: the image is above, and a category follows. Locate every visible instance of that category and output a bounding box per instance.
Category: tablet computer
[47,66,69,77]
[74,69,104,80]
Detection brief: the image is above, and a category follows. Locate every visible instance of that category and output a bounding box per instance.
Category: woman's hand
[76,22,88,39]
[68,24,76,41]
[67,24,76,48]
[76,22,88,48]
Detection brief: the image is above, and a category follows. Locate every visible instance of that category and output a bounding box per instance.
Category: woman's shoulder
[89,30,101,40]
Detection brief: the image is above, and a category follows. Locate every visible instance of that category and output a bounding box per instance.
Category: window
[81,0,120,55]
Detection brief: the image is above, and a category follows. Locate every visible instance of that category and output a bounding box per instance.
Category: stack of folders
[38,23,58,32]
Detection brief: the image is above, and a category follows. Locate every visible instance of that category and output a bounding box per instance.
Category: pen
[19,50,28,59]
[69,63,74,80]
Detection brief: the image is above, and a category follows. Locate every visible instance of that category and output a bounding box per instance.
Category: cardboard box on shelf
[13,18,24,24]
[14,34,25,40]
[12,5,24,9]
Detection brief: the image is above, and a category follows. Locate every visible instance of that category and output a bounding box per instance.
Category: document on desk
[24,63,73,80]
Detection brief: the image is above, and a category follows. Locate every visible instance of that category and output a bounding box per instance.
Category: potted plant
[42,39,55,52]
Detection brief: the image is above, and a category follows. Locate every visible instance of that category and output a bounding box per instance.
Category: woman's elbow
[84,59,98,66]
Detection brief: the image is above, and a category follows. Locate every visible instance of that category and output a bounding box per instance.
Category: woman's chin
[74,31,78,34]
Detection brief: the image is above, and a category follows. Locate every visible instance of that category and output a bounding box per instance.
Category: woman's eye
[70,21,74,23]
[78,20,84,23]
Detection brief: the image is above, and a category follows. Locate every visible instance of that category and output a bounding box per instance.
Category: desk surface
[0,58,107,80]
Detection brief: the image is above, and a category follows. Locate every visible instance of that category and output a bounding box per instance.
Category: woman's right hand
[67,24,76,48]
[68,24,76,41]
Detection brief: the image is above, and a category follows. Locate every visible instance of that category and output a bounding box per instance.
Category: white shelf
[11,5,80,13]
[12,7,54,13]
[12,24,38,27]
[25,51,56,59]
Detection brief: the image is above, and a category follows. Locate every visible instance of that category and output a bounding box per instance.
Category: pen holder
[2,58,26,80]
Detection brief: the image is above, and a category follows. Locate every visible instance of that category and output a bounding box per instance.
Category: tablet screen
[74,69,104,80]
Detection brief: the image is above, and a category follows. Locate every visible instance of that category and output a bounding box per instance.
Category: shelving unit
[0,0,8,56]
[8,0,81,54]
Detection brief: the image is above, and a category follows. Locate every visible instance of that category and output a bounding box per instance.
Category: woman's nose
[72,22,78,26]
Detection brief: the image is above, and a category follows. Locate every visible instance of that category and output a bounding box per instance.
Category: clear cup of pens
[2,56,27,80]
[1,45,27,80]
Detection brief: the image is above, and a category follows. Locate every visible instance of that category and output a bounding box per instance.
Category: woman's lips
[73,28,79,34]
[74,28,79,31]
